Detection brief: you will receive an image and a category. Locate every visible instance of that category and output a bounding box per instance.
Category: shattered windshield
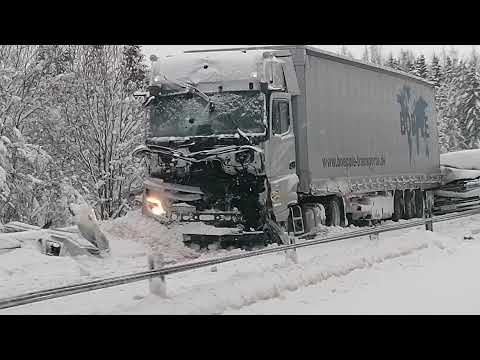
[148,91,265,138]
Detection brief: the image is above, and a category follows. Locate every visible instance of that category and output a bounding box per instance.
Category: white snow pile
[441,149,480,170]
[100,210,221,264]
[0,228,149,298]
[99,208,294,263]
[440,149,480,184]
[0,247,89,297]
[117,229,455,315]
[0,208,261,299]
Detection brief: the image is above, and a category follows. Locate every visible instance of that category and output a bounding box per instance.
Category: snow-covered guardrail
[2,208,480,310]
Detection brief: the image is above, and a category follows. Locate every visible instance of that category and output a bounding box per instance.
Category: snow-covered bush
[0,45,147,226]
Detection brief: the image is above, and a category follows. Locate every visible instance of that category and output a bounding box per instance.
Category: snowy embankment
[440,149,480,170]
[0,209,269,300]
[227,229,480,315]
[0,210,195,298]
[116,230,448,315]
[1,211,478,314]
[439,149,480,183]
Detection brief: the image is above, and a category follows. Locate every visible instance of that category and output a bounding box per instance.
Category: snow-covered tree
[0,45,72,225]
[338,45,354,58]
[368,45,383,65]
[413,54,428,78]
[385,53,401,70]
[361,46,369,62]
[460,62,480,148]
[55,45,147,220]
[436,81,464,152]
[122,45,147,90]
[429,55,442,88]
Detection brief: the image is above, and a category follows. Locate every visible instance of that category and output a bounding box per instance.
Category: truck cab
[134,48,304,246]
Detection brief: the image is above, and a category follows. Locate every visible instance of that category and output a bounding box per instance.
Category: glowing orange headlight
[146,197,165,216]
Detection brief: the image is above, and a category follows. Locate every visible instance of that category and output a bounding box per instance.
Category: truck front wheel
[326,197,342,227]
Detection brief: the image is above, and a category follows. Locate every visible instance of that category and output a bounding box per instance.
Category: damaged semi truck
[134,45,442,248]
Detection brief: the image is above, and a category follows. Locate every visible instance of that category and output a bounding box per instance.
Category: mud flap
[265,218,297,263]
[265,218,290,245]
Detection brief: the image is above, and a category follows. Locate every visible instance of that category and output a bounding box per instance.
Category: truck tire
[424,191,434,217]
[392,190,404,222]
[414,189,424,218]
[326,197,342,227]
[403,189,415,220]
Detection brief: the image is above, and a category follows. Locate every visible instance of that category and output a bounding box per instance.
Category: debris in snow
[70,204,110,252]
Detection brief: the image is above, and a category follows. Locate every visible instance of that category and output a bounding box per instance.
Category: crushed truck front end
[135,49,291,248]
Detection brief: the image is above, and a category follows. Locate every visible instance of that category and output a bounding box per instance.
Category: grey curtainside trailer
[289,46,441,195]
[136,45,442,248]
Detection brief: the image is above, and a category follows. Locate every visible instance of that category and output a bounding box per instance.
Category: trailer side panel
[298,51,440,195]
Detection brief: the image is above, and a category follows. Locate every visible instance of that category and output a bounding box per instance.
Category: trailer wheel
[414,189,425,218]
[326,197,342,227]
[392,190,404,222]
[403,189,415,220]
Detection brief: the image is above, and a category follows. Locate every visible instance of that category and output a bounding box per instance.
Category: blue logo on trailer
[396,85,430,166]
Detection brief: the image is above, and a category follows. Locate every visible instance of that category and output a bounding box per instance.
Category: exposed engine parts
[141,143,269,233]
[143,144,265,179]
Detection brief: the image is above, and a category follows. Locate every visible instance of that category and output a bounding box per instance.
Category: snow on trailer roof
[182,45,434,88]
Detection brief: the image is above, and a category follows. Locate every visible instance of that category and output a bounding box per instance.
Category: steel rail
[1,207,480,310]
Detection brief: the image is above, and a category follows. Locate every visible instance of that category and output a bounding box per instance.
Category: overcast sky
[143,45,478,61]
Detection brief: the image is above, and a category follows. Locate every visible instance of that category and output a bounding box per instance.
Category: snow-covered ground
[0,210,250,299]
[226,243,480,315]
[2,211,480,314]
[440,149,480,170]
[227,231,480,315]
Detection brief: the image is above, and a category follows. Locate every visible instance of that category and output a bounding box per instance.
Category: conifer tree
[361,46,369,62]
[385,53,401,70]
[413,54,428,78]
[339,45,354,58]
[461,62,480,148]
[368,45,383,65]
[429,55,442,88]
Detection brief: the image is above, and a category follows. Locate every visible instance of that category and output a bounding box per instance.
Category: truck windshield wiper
[156,72,213,107]
[236,127,252,144]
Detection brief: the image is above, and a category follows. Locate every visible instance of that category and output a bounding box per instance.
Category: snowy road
[2,213,480,314]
